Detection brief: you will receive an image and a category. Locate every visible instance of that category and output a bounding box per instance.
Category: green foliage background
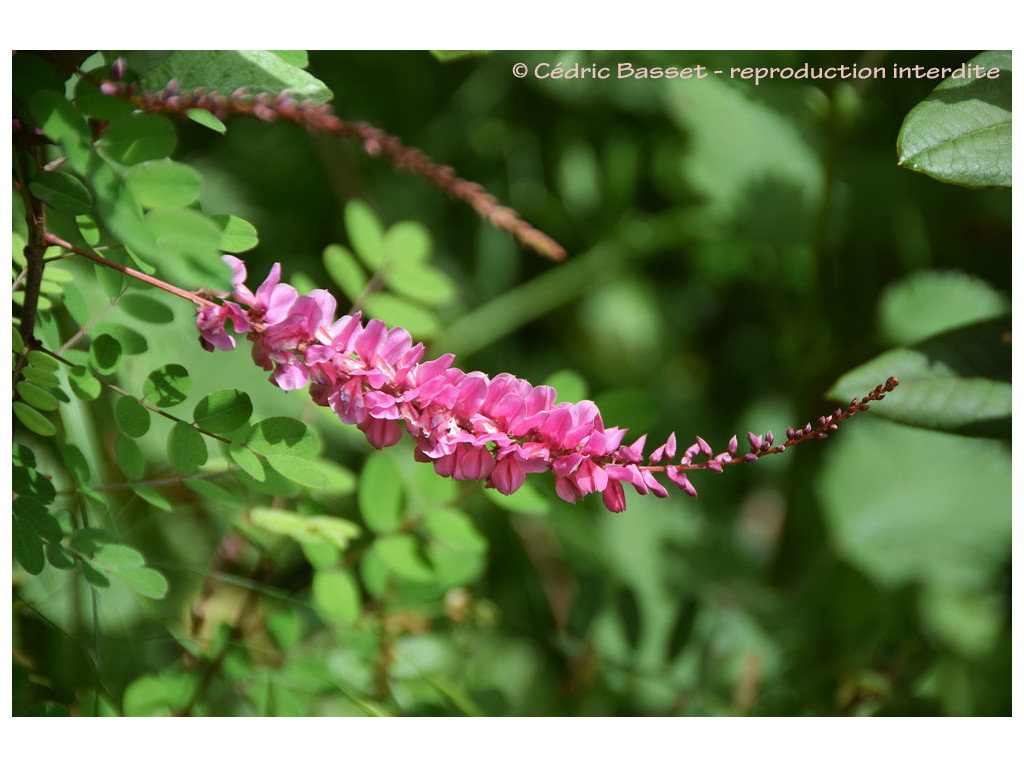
[12,50,1010,716]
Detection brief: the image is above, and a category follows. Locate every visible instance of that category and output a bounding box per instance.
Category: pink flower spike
[649,444,665,463]
[684,443,701,460]
[696,436,712,457]
[602,480,627,513]
[664,432,677,460]
[708,461,724,474]
[748,432,762,451]
[728,435,738,455]
[666,466,698,497]
[640,469,669,498]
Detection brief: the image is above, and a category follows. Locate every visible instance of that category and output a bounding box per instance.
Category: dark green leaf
[897,51,1012,189]
[72,72,135,120]
[193,389,253,434]
[144,364,191,407]
[29,90,91,169]
[358,452,403,533]
[81,560,111,591]
[99,112,177,165]
[70,527,109,555]
[169,422,208,475]
[88,334,122,375]
[29,170,93,215]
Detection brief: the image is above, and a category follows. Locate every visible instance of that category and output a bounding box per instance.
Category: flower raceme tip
[196,258,898,513]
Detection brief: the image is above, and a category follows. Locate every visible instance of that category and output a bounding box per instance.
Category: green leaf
[183,477,241,506]
[897,51,1012,189]
[345,201,385,269]
[81,560,111,591]
[111,567,169,599]
[383,220,432,262]
[139,50,333,104]
[129,482,172,511]
[373,534,435,583]
[143,207,227,286]
[29,90,92,169]
[93,543,146,568]
[70,527,109,555]
[424,508,487,553]
[13,514,46,575]
[88,334,122,375]
[169,422,208,475]
[72,71,135,120]
[385,261,457,307]
[819,418,1009,594]
[483,479,552,516]
[27,350,59,372]
[323,244,367,301]
[29,170,93,215]
[186,108,227,134]
[246,416,316,457]
[877,270,1008,347]
[93,322,148,354]
[312,569,361,625]
[13,402,56,436]
[212,214,259,253]
[122,672,192,716]
[358,452,403,533]
[829,318,1010,438]
[251,508,360,551]
[115,434,145,481]
[119,292,175,324]
[20,365,60,389]
[363,293,439,339]
[123,159,202,208]
[115,396,151,438]
[193,389,253,434]
[68,365,101,401]
[230,443,265,481]
[543,369,590,405]
[144,364,191,407]
[16,381,59,411]
[304,515,362,551]
[99,112,177,165]
[265,454,328,487]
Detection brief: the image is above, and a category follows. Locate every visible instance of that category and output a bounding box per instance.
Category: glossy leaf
[193,389,253,434]
[897,51,1011,189]
[358,452,403,533]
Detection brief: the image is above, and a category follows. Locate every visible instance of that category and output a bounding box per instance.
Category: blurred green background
[14,50,1010,715]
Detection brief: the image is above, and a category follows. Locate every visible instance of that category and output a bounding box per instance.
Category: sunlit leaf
[124,159,202,208]
[358,452,403,533]
[194,389,253,434]
[144,364,191,407]
[246,416,316,456]
[897,51,1011,189]
[312,569,361,625]
[13,402,55,436]
[99,112,177,165]
[345,201,385,269]
[115,396,151,438]
[212,214,259,253]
